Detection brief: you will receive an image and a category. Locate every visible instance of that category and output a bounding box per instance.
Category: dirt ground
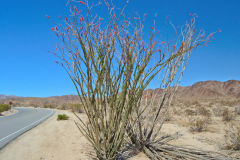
[0,108,239,160]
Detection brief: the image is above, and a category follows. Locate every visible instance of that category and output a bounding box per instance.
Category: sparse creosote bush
[49,0,221,159]
[0,104,10,113]
[188,116,208,132]
[212,107,224,117]
[222,108,234,122]
[224,122,240,150]
[235,106,240,115]
[69,103,84,113]
[197,106,211,117]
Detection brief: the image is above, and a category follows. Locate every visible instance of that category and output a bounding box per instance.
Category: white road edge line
[0,109,54,143]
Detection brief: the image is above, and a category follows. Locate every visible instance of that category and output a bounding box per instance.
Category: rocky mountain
[175,80,240,99]
[0,80,239,106]
[0,94,19,100]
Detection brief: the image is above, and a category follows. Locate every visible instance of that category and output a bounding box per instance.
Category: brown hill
[0,80,239,106]
[175,80,240,99]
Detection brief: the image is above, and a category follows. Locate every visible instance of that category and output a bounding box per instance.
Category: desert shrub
[189,117,208,132]
[49,0,217,159]
[222,100,240,107]
[185,109,196,116]
[235,106,240,115]
[43,103,57,109]
[192,100,201,107]
[57,114,69,120]
[224,122,240,150]
[56,104,67,110]
[208,102,214,108]
[0,104,11,113]
[222,108,234,122]
[197,106,211,117]
[212,107,224,117]
[69,103,84,113]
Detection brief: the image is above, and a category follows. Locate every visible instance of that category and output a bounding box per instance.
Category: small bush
[222,108,234,122]
[69,103,84,113]
[192,100,201,107]
[212,107,224,117]
[224,122,240,150]
[235,106,240,115]
[43,103,57,109]
[189,117,208,132]
[185,109,196,116]
[197,106,211,117]
[57,114,69,120]
[0,104,11,113]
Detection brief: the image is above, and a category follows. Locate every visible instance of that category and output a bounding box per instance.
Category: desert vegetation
[45,0,232,159]
[57,114,69,120]
[0,104,11,114]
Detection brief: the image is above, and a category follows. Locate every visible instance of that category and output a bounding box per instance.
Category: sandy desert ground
[0,103,239,160]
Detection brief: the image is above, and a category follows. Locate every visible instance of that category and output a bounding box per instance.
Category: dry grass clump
[223,122,240,150]
[197,106,211,117]
[219,99,240,107]
[188,116,209,132]
[212,107,224,117]
[43,103,57,109]
[222,108,234,122]
[184,108,197,116]
[192,100,201,107]
[235,106,240,115]
[69,103,84,113]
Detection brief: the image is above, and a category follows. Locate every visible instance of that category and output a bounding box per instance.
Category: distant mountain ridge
[0,94,19,100]
[175,80,240,99]
[0,80,239,104]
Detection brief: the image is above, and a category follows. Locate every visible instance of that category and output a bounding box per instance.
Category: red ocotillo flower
[106,2,109,7]
[161,41,165,44]
[155,13,157,18]
[79,1,87,5]
[55,26,58,31]
[124,20,128,23]
[173,45,176,50]
[55,61,59,64]
[151,26,154,30]
[209,33,213,38]
[112,14,116,19]
[55,33,59,37]
[65,16,68,22]
[75,52,79,55]
[218,29,222,32]
[111,7,114,10]
[99,17,103,21]
[46,15,50,19]
[98,2,102,5]
[200,35,205,39]
[51,28,55,31]
[181,41,184,47]
[153,49,160,54]
[134,17,140,20]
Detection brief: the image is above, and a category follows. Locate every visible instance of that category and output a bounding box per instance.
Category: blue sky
[0,0,239,97]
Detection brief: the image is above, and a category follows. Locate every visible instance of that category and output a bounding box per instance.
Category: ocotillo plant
[48,1,221,159]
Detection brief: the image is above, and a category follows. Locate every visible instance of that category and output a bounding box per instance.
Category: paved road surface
[0,107,54,149]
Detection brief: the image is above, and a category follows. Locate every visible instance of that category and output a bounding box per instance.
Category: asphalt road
[0,107,54,149]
